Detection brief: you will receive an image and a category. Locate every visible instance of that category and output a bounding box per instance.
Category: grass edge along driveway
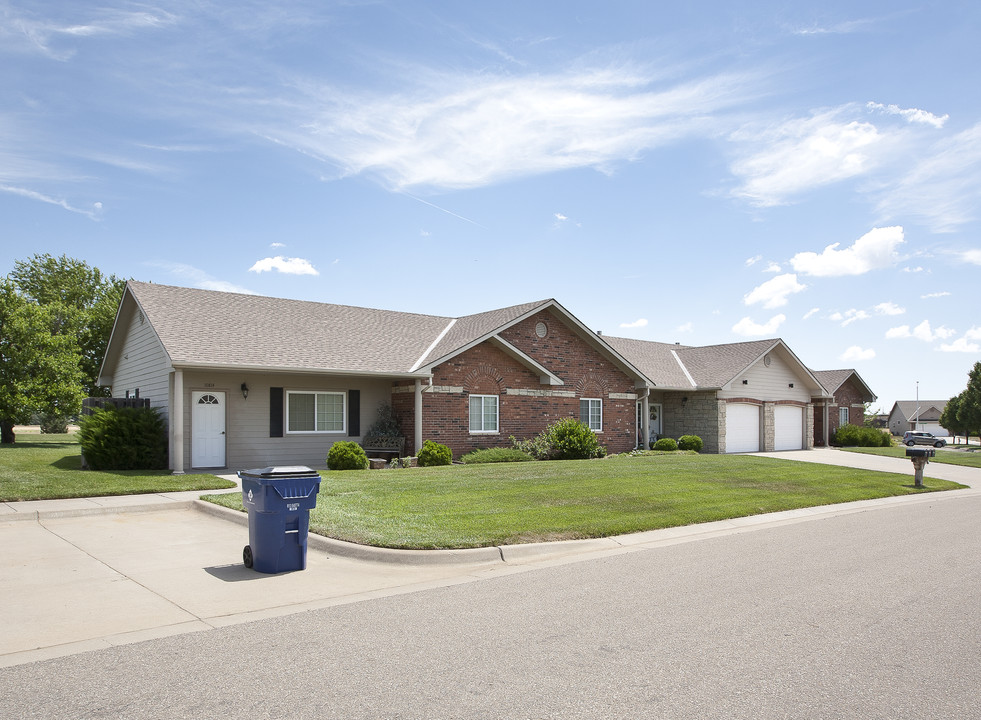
[203,454,965,550]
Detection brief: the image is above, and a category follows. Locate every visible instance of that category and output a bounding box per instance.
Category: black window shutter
[270,387,283,437]
[348,389,360,437]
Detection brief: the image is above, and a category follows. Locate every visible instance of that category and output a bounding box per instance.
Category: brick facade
[392,310,638,460]
[815,377,867,445]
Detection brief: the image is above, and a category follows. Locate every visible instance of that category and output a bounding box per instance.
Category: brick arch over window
[574,372,609,399]
[463,365,504,395]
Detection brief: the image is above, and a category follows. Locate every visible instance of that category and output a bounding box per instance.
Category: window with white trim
[580,398,603,432]
[839,407,849,426]
[469,395,499,433]
[287,391,345,433]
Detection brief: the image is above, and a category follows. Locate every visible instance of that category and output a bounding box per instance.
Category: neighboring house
[98,282,829,472]
[810,369,877,446]
[887,400,949,436]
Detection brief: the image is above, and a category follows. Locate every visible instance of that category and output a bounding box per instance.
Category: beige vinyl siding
[718,350,812,403]
[109,306,171,415]
[177,371,393,469]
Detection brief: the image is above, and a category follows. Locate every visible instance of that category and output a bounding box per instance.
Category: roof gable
[812,369,877,401]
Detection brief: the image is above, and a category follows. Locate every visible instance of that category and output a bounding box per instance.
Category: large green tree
[0,280,86,443]
[9,254,125,397]
[939,393,967,442]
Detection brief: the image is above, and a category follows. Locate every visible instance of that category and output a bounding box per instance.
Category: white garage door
[726,403,760,453]
[918,422,948,437]
[774,405,804,451]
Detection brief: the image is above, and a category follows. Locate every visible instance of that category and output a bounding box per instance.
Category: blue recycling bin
[238,466,321,574]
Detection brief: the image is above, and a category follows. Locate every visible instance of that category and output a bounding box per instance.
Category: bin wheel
[243,545,254,569]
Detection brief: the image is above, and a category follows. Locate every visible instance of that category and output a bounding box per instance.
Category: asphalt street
[3,489,980,719]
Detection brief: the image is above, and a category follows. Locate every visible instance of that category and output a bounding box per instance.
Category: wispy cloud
[830,309,870,327]
[262,66,758,191]
[867,102,948,129]
[248,256,319,275]
[921,291,951,299]
[150,262,256,294]
[743,273,806,309]
[962,249,981,265]
[874,301,905,315]
[0,184,100,219]
[790,226,904,277]
[619,318,648,329]
[732,314,786,336]
[840,346,876,361]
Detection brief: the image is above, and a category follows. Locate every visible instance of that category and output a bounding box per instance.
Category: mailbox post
[905,447,935,488]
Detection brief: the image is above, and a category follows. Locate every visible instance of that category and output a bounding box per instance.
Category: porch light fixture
[241,382,249,400]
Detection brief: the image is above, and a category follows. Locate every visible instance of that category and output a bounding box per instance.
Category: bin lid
[238,465,317,478]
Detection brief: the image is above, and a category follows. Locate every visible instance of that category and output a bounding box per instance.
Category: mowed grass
[842,445,981,468]
[203,453,965,549]
[0,433,236,501]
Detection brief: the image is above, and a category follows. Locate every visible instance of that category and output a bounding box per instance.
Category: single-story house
[810,369,877,446]
[98,282,832,472]
[887,400,949,436]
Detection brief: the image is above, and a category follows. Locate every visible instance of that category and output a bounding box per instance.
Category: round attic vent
[535,321,548,338]
[763,354,772,367]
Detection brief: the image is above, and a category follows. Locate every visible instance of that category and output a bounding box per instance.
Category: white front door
[191,391,226,467]
[637,402,663,447]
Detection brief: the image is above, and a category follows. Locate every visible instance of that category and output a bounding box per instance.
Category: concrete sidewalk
[3,452,979,669]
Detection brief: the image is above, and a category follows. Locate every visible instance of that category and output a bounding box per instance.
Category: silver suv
[903,431,946,448]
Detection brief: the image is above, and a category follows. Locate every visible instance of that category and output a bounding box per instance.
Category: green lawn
[203,453,965,549]
[842,445,981,468]
[0,433,236,501]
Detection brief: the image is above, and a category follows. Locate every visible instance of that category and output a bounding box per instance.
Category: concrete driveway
[2,449,979,671]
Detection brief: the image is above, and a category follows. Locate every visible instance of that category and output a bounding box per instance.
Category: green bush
[653,437,678,451]
[511,417,604,460]
[832,424,892,447]
[460,447,534,464]
[78,406,168,470]
[327,441,370,470]
[40,413,70,434]
[677,435,703,452]
[417,439,452,466]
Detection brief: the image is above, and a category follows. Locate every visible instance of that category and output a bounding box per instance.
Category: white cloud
[867,102,948,129]
[0,184,100,220]
[803,307,820,320]
[830,309,870,327]
[732,314,786,336]
[248,256,319,275]
[840,346,876,361]
[790,226,904,277]
[963,249,981,265]
[745,254,762,267]
[554,213,568,222]
[764,262,782,273]
[270,242,286,248]
[874,302,905,315]
[619,318,648,329]
[151,262,256,295]
[743,273,806,309]
[921,291,950,299]
[676,322,694,334]
[262,66,757,191]
[729,106,891,206]
[874,123,981,232]
[886,320,956,342]
[939,338,981,353]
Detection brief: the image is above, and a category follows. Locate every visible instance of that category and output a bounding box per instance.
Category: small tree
[364,402,403,438]
[940,393,966,443]
[957,362,981,444]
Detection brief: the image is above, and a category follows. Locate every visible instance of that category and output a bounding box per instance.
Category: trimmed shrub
[677,435,703,452]
[40,413,70,434]
[832,424,892,448]
[653,437,678,452]
[327,441,370,470]
[460,448,534,464]
[511,417,604,460]
[78,406,168,470]
[417,440,452,467]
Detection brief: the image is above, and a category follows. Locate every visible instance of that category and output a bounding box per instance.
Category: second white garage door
[774,405,804,451]
[726,403,760,453]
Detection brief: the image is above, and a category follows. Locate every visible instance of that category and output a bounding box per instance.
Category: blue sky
[2,1,979,412]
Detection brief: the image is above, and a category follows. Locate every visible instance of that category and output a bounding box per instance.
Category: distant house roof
[811,369,877,402]
[890,400,948,421]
